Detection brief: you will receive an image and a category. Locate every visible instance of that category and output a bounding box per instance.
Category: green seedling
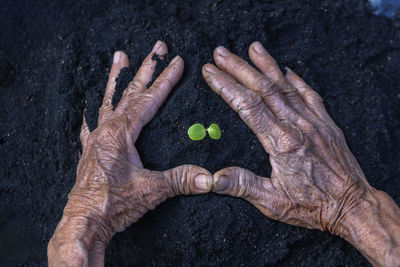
[207,123,221,139]
[187,123,221,141]
[188,123,207,141]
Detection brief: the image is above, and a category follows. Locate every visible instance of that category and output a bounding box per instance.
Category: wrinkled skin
[202,42,369,233]
[202,42,400,267]
[48,40,400,267]
[47,41,212,266]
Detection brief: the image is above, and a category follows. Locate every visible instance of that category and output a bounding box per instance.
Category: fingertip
[169,55,184,67]
[113,51,129,67]
[167,56,184,81]
[152,40,168,55]
[113,51,121,64]
[284,67,294,76]
[185,165,213,193]
[165,164,213,195]
[202,63,217,76]
[194,171,213,193]
[213,168,228,179]
[249,41,266,55]
[213,46,230,62]
[212,174,229,193]
[249,41,260,47]
[284,67,301,83]
[212,167,236,193]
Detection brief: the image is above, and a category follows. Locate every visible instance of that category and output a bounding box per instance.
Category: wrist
[336,186,378,240]
[337,188,400,266]
[48,215,111,266]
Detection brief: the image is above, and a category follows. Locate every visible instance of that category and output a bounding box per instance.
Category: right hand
[48,41,213,267]
[202,41,373,235]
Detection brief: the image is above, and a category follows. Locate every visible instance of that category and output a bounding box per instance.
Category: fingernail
[252,42,265,54]
[216,46,230,57]
[195,174,211,191]
[152,40,163,53]
[213,174,229,192]
[169,56,181,65]
[204,64,216,74]
[113,51,121,64]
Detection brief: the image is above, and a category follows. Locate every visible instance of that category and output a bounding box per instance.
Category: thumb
[213,167,292,223]
[163,164,213,196]
[213,166,269,200]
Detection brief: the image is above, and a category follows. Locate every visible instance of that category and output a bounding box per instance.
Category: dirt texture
[1,0,400,266]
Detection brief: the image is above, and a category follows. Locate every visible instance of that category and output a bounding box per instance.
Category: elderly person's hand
[48,41,212,266]
[202,42,400,267]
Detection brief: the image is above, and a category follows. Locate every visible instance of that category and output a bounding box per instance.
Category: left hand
[201,42,400,266]
[48,41,212,266]
[201,42,371,234]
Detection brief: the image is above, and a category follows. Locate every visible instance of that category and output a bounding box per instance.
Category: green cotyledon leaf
[188,123,206,141]
[207,123,221,139]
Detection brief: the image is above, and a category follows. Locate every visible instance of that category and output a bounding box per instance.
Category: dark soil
[1,0,400,266]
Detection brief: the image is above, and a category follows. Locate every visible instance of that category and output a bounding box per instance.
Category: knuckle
[94,120,124,144]
[235,171,254,199]
[159,77,174,90]
[264,60,278,75]
[301,120,317,134]
[99,105,112,116]
[127,79,145,93]
[152,76,174,92]
[254,75,273,91]
[238,90,263,112]
[322,123,344,141]
[166,165,191,195]
[306,90,323,104]
[281,84,298,97]
[219,80,236,94]
[138,93,156,110]
[330,125,345,140]
[142,59,154,69]
[234,59,250,72]
[277,129,304,153]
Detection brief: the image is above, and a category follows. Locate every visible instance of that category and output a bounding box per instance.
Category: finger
[98,51,129,125]
[285,68,332,122]
[202,63,285,151]
[213,166,272,200]
[163,164,213,195]
[80,114,90,152]
[249,42,287,89]
[249,42,306,111]
[123,40,168,96]
[136,55,184,126]
[213,46,293,121]
[213,167,287,220]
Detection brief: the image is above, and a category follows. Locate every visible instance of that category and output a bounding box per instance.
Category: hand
[48,41,212,266]
[202,41,370,232]
[202,42,400,266]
